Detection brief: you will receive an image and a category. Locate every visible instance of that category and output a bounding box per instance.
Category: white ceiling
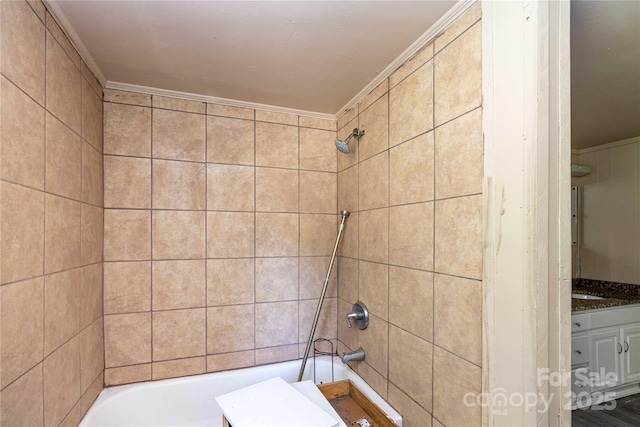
[49,1,639,146]
[571,0,640,149]
[51,0,458,116]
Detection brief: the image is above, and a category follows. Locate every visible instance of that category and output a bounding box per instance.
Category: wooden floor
[572,394,640,426]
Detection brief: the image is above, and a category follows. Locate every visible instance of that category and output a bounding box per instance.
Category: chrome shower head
[335,128,365,154]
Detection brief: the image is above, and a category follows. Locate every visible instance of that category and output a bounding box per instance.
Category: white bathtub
[80,356,402,426]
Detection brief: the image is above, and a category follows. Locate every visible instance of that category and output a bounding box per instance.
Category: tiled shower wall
[0,1,104,426]
[336,5,483,427]
[102,91,340,385]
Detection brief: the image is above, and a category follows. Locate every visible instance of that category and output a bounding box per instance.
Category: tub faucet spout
[341,348,365,364]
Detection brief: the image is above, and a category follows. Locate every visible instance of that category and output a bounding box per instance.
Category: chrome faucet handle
[345,301,369,330]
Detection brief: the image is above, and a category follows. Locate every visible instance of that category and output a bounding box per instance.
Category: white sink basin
[571,293,605,300]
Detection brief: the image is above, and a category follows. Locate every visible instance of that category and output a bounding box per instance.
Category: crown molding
[105,81,336,121]
[43,0,107,87]
[335,0,478,118]
[571,135,640,155]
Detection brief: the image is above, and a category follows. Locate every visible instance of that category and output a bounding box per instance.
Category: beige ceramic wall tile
[152,96,205,114]
[27,0,46,20]
[0,364,44,427]
[0,0,45,104]
[152,210,206,260]
[104,313,151,367]
[43,337,80,427]
[359,208,388,263]
[79,318,104,393]
[0,182,44,284]
[388,384,433,427]
[255,345,298,365]
[337,257,358,303]
[337,165,358,214]
[256,110,297,126]
[152,309,206,361]
[359,152,389,210]
[103,89,151,107]
[103,262,151,314]
[299,256,337,299]
[389,61,433,147]
[389,202,434,271]
[256,257,298,302]
[358,80,388,113]
[255,213,298,257]
[300,214,336,257]
[433,346,481,426]
[45,33,81,132]
[338,211,358,259]
[389,266,433,342]
[357,313,388,376]
[435,108,482,199]
[45,11,80,68]
[390,132,435,205]
[207,350,255,373]
[152,159,206,210]
[358,95,388,161]
[434,195,482,279]
[0,278,44,388]
[300,171,336,214]
[434,274,482,366]
[207,211,255,258]
[79,373,103,417]
[45,113,82,200]
[104,364,151,386]
[434,1,482,53]
[44,268,80,356]
[81,62,103,100]
[80,264,103,329]
[152,109,206,161]
[206,116,254,165]
[152,356,206,380]
[389,325,433,410]
[207,305,255,353]
[81,142,103,206]
[255,301,298,347]
[207,103,254,120]
[206,259,254,306]
[103,103,151,157]
[45,194,81,273]
[355,359,388,400]
[152,260,206,310]
[299,127,336,173]
[337,107,357,132]
[103,209,151,261]
[104,156,151,208]
[358,261,388,320]
[299,297,336,342]
[299,116,335,131]
[390,43,434,88]
[255,122,298,169]
[434,22,482,126]
[81,79,103,152]
[255,167,299,212]
[206,164,254,211]
[0,77,45,190]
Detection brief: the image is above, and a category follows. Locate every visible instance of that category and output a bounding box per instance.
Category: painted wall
[572,137,640,284]
[101,91,340,385]
[336,4,483,426]
[0,1,104,425]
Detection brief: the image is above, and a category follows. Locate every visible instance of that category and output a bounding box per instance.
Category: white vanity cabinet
[571,304,640,408]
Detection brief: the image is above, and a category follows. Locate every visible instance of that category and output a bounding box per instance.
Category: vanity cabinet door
[589,327,621,391]
[621,324,640,384]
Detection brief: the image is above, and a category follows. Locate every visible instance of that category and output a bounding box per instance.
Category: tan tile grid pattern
[0,1,104,426]
[336,5,483,427]
[102,86,339,386]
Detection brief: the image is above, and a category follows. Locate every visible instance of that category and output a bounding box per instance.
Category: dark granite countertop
[572,278,640,312]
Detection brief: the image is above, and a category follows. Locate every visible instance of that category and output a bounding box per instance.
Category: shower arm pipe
[297,210,350,382]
